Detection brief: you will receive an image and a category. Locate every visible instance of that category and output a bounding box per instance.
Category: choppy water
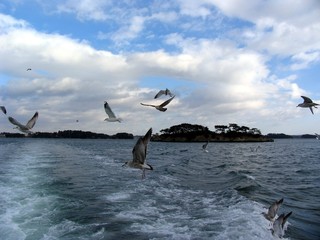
[0,138,319,240]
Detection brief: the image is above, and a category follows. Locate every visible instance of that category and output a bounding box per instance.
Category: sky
[0,0,320,135]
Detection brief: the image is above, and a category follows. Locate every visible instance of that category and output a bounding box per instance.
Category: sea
[0,137,319,240]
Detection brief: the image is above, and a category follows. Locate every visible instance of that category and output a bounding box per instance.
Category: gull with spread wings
[154,88,174,99]
[8,112,39,134]
[104,101,122,122]
[123,128,153,179]
[297,96,319,114]
[140,96,175,112]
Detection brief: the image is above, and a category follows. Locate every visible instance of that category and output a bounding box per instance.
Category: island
[1,130,134,139]
[151,123,274,142]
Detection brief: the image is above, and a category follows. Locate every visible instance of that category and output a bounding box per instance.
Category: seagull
[315,133,320,140]
[154,88,174,99]
[202,141,209,152]
[8,112,39,134]
[27,68,32,71]
[0,106,6,115]
[104,101,122,122]
[140,96,175,112]
[272,211,292,238]
[297,96,319,114]
[263,198,284,221]
[122,128,153,179]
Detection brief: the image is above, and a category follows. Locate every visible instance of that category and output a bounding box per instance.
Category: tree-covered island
[151,123,273,142]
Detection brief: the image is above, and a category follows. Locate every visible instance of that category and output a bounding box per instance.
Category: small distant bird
[315,133,319,140]
[123,128,153,179]
[104,101,122,122]
[202,141,209,152]
[0,106,6,115]
[272,211,292,238]
[263,198,284,221]
[140,95,175,112]
[8,112,39,134]
[154,88,174,99]
[297,96,319,114]
[26,68,32,71]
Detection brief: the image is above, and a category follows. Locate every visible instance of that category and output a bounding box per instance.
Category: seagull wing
[26,112,39,129]
[281,212,292,229]
[0,106,6,115]
[132,128,152,164]
[309,107,314,114]
[8,116,26,128]
[202,141,209,149]
[166,89,174,97]
[154,90,165,99]
[104,102,117,118]
[301,96,313,103]
[140,103,156,108]
[159,96,175,107]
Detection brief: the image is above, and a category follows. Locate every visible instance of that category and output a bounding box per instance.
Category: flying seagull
[263,198,284,221]
[104,101,122,122]
[154,88,174,99]
[8,112,39,134]
[0,106,6,115]
[140,96,175,112]
[315,133,320,140]
[26,68,32,71]
[202,141,209,152]
[272,211,292,238]
[297,96,319,114]
[123,128,153,179]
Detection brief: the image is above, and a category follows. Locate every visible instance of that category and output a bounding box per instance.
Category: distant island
[0,130,134,139]
[151,123,274,142]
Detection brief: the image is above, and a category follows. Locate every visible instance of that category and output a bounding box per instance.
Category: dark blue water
[0,138,319,239]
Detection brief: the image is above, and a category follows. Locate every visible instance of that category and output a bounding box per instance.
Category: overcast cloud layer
[0,0,320,135]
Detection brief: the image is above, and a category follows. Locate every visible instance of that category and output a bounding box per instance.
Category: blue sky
[1,0,320,135]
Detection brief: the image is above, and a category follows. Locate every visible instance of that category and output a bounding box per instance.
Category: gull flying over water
[104,101,122,122]
[263,198,283,221]
[0,106,6,115]
[8,112,39,134]
[123,128,153,179]
[315,133,320,140]
[272,211,292,238]
[297,96,319,114]
[154,88,174,99]
[140,96,175,112]
[202,141,209,152]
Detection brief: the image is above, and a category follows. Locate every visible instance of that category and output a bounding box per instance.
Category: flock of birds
[0,89,319,238]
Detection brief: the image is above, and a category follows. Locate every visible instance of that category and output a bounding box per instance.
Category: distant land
[151,123,274,142]
[0,130,134,139]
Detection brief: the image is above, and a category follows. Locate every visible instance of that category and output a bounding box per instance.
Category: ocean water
[0,138,319,240]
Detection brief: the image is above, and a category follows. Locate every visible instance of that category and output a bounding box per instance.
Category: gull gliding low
[122,128,153,179]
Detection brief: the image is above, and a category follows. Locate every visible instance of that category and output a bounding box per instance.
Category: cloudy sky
[1,0,320,135]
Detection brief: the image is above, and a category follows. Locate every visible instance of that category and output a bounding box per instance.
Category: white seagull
[297,96,319,114]
[8,112,39,134]
[154,88,174,99]
[272,211,292,238]
[315,133,320,140]
[263,198,284,221]
[140,96,175,112]
[202,141,209,152]
[123,128,153,179]
[104,101,122,122]
[0,106,6,115]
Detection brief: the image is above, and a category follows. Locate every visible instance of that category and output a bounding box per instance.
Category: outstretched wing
[159,95,175,107]
[301,96,313,103]
[26,112,39,129]
[8,116,25,128]
[0,106,6,115]
[281,211,292,229]
[104,102,117,118]
[154,90,165,99]
[132,128,152,164]
[140,103,156,108]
